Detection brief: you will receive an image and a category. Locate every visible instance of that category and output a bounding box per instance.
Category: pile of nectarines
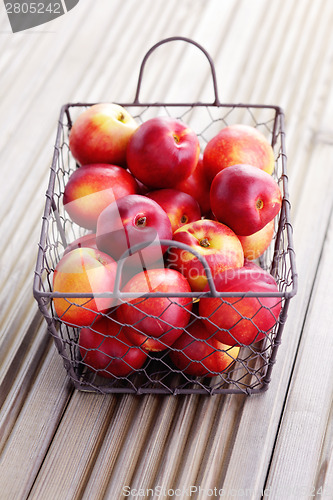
[52,102,283,381]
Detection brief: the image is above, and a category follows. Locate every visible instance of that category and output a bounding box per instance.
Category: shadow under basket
[33,37,297,395]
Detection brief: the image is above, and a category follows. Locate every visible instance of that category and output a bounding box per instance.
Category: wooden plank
[0,3,89,153]
[265,199,333,497]
[80,394,151,500]
[101,395,166,500]
[210,0,291,104]
[219,72,333,500]
[315,402,333,498]
[84,0,211,106]
[0,315,49,444]
[129,0,239,105]
[0,345,72,500]
[28,391,118,500]
[282,0,333,208]
[141,395,203,497]
[121,394,203,498]
[171,395,234,493]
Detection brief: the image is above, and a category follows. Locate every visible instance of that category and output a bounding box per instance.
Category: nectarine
[210,163,282,236]
[170,319,239,377]
[127,116,200,188]
[199,265,282,346]
[116,268,193,352]
[79,315,147,378]
[203,124,275,182]
[96,194,172,268]
[63,164,138,230]
[168,219,244,292]
[53,247,117,327]
[146,188,201,233]
[69,103,138,166]
[174,154,211,216]
[237,219,275,260]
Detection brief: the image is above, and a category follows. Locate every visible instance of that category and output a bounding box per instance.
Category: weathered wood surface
[0,0,333,498]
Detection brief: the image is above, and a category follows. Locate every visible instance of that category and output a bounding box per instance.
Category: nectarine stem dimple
[136,216,147,227]
[256,199,264,210]
[199,238,210,248]
[173,134,180,144]
[181,215,188,224]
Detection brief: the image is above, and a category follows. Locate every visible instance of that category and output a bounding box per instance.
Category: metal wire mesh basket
[33,37,297,395]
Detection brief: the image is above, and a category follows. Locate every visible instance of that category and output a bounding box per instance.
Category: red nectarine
[116,268,193,352]
[69,103,138,166]
[96,194,172,270]
[127,116,200,189]
[237,219,275,260]
[63,164,138,230]
[174,155,211,216]
[79,315,147,378]
[146,188,201,233]
[203,124,275,182]
[199,265,282,346]
[168,219,244,292]
[169,319,240,377]
[53,247,118,327]
[210,163,282,236]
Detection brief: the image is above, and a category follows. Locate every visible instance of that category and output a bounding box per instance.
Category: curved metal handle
[113,238,218,297]
[133,36,221,105]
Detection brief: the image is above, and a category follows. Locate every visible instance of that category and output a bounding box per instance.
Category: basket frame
[33,37,297,395]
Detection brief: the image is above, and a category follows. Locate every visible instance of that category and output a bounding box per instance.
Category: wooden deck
[0,0,333,498]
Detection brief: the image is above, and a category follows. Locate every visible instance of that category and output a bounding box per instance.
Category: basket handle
[133,36,221,106]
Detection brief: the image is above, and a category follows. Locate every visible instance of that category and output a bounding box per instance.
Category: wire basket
[33,37,297,395]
